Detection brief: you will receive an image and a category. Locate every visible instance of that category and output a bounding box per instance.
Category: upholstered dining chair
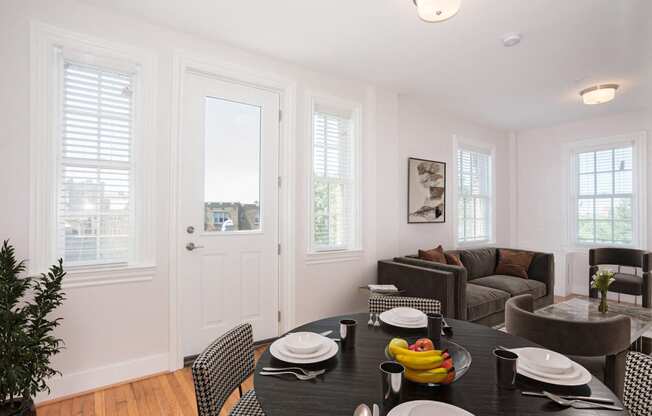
[505,294,630,399]
[369,293,442,315]
[191,323,265,416]
[624,352,652,416]
[589,247,651,308]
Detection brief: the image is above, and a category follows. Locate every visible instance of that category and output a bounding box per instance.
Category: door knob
[186,242,204,251]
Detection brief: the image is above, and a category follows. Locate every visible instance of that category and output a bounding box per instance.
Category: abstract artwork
[408,157,446,223]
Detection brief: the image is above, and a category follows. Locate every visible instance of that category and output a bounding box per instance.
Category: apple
[441,358,454,370]
[409,344,419,351]
[413,338,434,352]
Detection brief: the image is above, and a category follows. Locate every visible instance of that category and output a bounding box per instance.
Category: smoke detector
[502,33,522,47]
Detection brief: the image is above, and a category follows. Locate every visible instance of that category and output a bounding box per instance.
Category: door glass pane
[204,97,261,232]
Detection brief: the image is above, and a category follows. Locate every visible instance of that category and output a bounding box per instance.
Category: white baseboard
[35,353,169,403]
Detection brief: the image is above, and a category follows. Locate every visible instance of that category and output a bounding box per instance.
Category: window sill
[62,264,157,289]
[305,249,363,265]
[455,240,496,250]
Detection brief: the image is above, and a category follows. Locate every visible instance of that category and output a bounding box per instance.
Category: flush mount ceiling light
[413,0,461,23]
[579,84,619,105]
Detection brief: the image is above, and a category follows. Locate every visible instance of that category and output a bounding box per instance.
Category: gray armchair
[589,248,651,308]
[505,294,630,399]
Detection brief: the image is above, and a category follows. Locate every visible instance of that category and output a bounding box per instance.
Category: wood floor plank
[37,345,268,416]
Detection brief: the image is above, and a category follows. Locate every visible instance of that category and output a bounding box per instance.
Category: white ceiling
[82,0,652,130]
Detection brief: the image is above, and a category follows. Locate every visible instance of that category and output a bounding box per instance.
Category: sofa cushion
[471,275,547,299]
[610,273,643,296]
[460,248,497,280]
[466,283,510,322]
[418,245,446,264]
[495,249,534,279]
[444,251,464,267]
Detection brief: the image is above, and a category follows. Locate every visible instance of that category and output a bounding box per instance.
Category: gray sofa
[377,247,555,326]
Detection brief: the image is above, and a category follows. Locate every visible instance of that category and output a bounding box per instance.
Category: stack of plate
[379,307,427,328]
[511,347,592,386]
[269,332,338,364]
[387,400,474,416]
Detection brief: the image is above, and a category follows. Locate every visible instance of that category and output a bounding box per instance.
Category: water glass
[379,361,405,415]
[339,319,357,351]
[426,312,442,348]
[493,348,519,389]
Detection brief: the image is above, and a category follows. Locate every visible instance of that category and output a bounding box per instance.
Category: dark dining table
[254,313,626,416]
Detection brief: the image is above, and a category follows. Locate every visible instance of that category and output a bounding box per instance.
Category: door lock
[186,226,195,234]
[186,242,204,251]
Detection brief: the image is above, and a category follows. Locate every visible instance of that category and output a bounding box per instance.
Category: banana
[395,353,445,370]
[388,344,445,359]
[405,367,452,384]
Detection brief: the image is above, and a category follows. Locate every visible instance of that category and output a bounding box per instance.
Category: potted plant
[1,241,65,416]
[591,269,616,313]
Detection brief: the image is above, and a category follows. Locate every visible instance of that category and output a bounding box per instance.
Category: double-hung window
[574,145,635,245]
[456,146,492,244]
[310,100,360,253]
[57,61,135,266]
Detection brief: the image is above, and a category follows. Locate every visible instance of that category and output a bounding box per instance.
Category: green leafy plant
[591,269,615,313]
[0,240,65,412]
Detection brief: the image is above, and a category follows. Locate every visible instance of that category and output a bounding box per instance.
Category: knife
[521,391,615,404]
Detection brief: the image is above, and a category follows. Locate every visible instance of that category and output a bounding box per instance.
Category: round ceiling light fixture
[580,84,619,105]
[413,0,461,23]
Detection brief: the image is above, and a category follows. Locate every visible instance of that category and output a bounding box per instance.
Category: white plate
[283,332,323,354]
[270,337,338,364]
[515,347,573,374]
[277,337,331,359]
[392,307,424,323]
[387,400,474,416]
[379,310,426,328]
[518,359,581,380]
[511,348,592,386]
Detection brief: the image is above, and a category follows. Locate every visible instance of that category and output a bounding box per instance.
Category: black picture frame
[407,157,446,224]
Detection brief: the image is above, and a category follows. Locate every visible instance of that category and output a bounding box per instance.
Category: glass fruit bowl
[385,337,472,386]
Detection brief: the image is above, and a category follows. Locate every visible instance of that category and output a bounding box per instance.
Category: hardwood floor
[37,347,267,416]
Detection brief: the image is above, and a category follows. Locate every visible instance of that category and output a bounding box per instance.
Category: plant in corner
[0,240,65,416]
[591,269,615,314]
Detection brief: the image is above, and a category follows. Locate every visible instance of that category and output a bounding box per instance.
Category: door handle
[186,242,204,251]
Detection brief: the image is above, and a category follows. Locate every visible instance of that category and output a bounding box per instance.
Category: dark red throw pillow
[418,245,447,264]
[495,249,534,279]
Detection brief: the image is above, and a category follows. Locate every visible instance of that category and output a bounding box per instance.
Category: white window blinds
[311,106,357,251]
[457,147,492,243]
[57,61,135,266]
[575,146,633,244]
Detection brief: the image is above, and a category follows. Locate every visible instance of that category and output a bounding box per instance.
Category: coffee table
[536,297,652,351]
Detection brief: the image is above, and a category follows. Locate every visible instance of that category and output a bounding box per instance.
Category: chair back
[369,294,441,315]
[505,295,630,357]
[589,247,651,271]
[624,352,652,416]
[191,323,255,416]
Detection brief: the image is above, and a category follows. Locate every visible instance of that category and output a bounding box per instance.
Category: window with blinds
[311,104,357,251]
[57,61,135,266]
[457,147,492,243]
[575,146,634,245]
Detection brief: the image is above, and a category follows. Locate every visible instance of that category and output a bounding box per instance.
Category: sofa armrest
[527,252,555,299]
[377,260,459,319]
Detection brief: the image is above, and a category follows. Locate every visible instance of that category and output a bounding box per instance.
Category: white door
[179,71,280,358]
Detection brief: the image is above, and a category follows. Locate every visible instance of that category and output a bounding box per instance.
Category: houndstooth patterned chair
[191,323,265,416]
[369,293,441,315]
[624,351,652,416]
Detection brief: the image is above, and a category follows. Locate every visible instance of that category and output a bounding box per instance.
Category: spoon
[353,404,372,416]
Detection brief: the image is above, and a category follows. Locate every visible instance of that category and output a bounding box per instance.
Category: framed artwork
[408,157,446,223]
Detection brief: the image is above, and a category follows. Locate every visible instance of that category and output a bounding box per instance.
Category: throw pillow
[418,245,447,264]
[495,249,534,279]
[445,252,464,267]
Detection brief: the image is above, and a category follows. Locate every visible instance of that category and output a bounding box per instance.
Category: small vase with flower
[591,269,616,313]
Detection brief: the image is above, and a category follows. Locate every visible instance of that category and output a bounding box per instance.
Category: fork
[259,371,319,381]
[262,367,325,377]
[542,391,623,411]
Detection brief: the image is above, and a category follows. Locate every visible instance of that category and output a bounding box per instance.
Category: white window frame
[453,136,496,247]
[30,22,157,281]
[306,93,362,262]
[567,132,647,249]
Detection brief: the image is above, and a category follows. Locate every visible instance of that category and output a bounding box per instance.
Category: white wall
[396,96,512,254]
[0,0,403,401]
[514,110,652,297]
[0,0,516,402]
